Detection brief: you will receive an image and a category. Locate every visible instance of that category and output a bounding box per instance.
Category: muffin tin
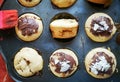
[0,0,120,82]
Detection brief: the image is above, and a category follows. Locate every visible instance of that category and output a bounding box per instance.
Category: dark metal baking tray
[0,0,120,82]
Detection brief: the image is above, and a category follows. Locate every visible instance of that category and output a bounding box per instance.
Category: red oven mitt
[0,0,4,7]
[0,10,18,30]
[0,54,14,82]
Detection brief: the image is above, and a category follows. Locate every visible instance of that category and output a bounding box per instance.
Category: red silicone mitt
[0,0,4,7]
[0,10,18,29]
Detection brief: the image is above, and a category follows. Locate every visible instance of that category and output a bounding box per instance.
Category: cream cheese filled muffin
[49,49,78,77]
[15,13,43,41]
[85,13,116,42]
[85,47,117,79]
[51,0,77,8]
[14,47,43,77]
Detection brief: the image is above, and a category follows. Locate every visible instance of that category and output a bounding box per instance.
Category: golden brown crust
[15,13,43,41]
[50,19,79,39]
[18,0,41,7]
[51,0,76,8]
[85,13,116,42]
[85,47,117,79]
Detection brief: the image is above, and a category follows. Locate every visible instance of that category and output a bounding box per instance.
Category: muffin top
[15,13,43,41]
[51,0,77,8]
[49,49,78,77]
[18,15,39,36]
[85,13,116,42]
[90,16,113,37]
[14,47,43,77]
[85,47,117,79]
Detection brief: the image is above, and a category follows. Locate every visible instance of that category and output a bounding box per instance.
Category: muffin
[51,0,77,8]
[85,47,117,79]
[15,13,43,41]
[14,47,43,77]
[50,19,79,39]
[18,0,41,7]
[88,0,112,7]
[49,49,78,77]
[85,13,116,42]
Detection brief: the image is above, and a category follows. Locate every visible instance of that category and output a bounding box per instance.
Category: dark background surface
[0,0,120,82]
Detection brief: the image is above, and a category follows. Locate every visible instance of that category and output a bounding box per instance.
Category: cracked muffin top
[14,47,43,77]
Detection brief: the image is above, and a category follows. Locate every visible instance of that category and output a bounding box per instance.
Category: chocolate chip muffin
[18,0,41,7]
[15,13,43,41]
[85,47,117,79]
[85,13,116,42]
[51,0,77,8]
[50,19,79,39]
[49,49,78,77]
[14,47,43,77]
